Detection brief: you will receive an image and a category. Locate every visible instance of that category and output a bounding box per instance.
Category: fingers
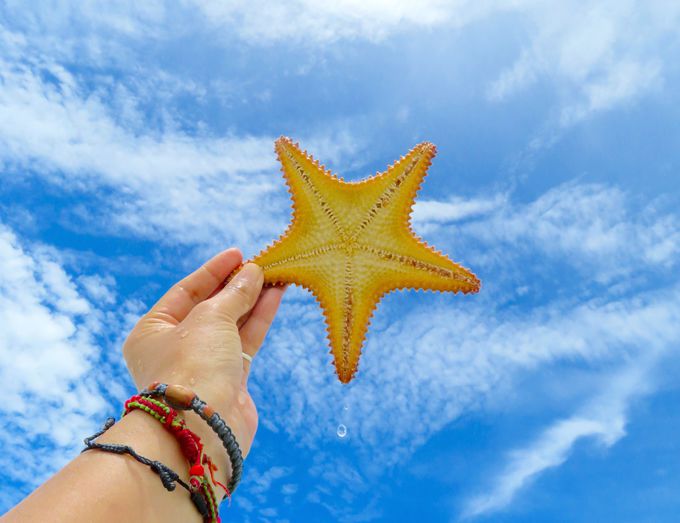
[239,285,287,375]
[147,248,243,325]
[207,263,264,323]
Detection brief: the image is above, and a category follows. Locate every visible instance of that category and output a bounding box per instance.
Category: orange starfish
[249,137,480,383]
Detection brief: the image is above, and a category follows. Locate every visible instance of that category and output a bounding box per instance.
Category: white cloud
[487,0,680,124]
[0,49,279,250]
[0,223,114,490]
[462,354,659,518]
[246,181,680,515]
[1,0,481,49]
[257,278,680,464]
[1,1,675,266]
[0,32,360,253]
[424,182,680,283]
[78,274,117,305]
[190,0,474,43]
[4,0,677,133]
[412,194,506,228]
[236,465,294,519]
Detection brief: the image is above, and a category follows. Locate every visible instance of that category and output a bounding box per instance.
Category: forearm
[2,256,282,522]
[3,410,204,523]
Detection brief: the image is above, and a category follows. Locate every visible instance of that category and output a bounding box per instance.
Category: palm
[123,248,285,458]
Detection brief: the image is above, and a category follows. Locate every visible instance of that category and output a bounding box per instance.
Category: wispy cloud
[246,181,680,518]
[194,0,680,126]
[191,0,480,44]
[487,1,680,125]
[0,49,277,249]
[235,465,294,520]
[7,0,676,137]
[425,182,680,284]
[0,222,134,498]
[0,24,360,253]
[462,353,660,518]
[412,193,506,231]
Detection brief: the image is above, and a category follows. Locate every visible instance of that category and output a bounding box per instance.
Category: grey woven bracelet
[81,417,211,518]
[140,382,244,495]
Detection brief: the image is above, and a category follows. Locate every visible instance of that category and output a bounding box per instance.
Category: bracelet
[82,418,211,519]
[141,383,244,494]
[124,394,226,521]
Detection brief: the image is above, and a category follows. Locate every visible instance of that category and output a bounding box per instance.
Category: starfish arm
[254,241,378,382]
[252,236,345,288]
[275,137,348,243]
[316,257,382,383]
[349,142,436,242]
[356,237,480,294]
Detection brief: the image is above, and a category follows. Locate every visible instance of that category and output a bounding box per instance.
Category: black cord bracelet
[140,383,244,495]
[82,418,210,518]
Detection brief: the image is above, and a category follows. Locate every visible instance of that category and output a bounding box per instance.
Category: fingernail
[230,263,263,288]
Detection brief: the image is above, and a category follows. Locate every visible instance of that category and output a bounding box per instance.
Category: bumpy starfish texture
[251,137,480,383]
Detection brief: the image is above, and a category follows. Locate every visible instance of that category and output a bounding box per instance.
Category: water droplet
[337,424,347,438]
[189,377,196,386]
[238,390,247,406]
[343,403,349,412]
[179,330,189,339]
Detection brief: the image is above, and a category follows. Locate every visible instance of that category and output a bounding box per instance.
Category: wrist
[140,381,245,495]
[97,409,191,485]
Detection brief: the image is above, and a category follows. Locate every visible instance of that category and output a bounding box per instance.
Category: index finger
[146,248,243,325]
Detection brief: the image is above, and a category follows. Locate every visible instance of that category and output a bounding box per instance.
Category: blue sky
[1,1,680,521]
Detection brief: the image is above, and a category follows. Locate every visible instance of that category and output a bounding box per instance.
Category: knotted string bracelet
[82,418,213,519]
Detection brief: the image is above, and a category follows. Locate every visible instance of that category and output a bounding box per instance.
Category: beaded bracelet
[82,418,211,519]
[124,394,225,521]
[140,383,244,495]
[124,395,228,491]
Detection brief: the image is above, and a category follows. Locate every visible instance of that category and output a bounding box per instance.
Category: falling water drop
[337,424,347,438]
[343,403,349,412]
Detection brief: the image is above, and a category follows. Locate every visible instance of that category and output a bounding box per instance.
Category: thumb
[209,262,264,322]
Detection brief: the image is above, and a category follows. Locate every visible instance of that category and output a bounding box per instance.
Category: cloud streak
[0,223,126,498]
[487,1,680,125]
[0,26,359,254]
[246,181,680,518]
[462,352,661,518]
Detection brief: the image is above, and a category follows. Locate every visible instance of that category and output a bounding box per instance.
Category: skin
[2,248,286,522]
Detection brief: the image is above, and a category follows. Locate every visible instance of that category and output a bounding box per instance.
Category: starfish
[249,137,480,383]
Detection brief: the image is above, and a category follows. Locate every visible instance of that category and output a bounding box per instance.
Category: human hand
[122,248,285,467]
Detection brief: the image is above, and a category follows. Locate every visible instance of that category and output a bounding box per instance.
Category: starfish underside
[250,137,480,383]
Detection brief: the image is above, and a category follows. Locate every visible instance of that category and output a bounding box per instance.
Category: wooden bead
[164,384,195,409]
[202,404,215,418]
